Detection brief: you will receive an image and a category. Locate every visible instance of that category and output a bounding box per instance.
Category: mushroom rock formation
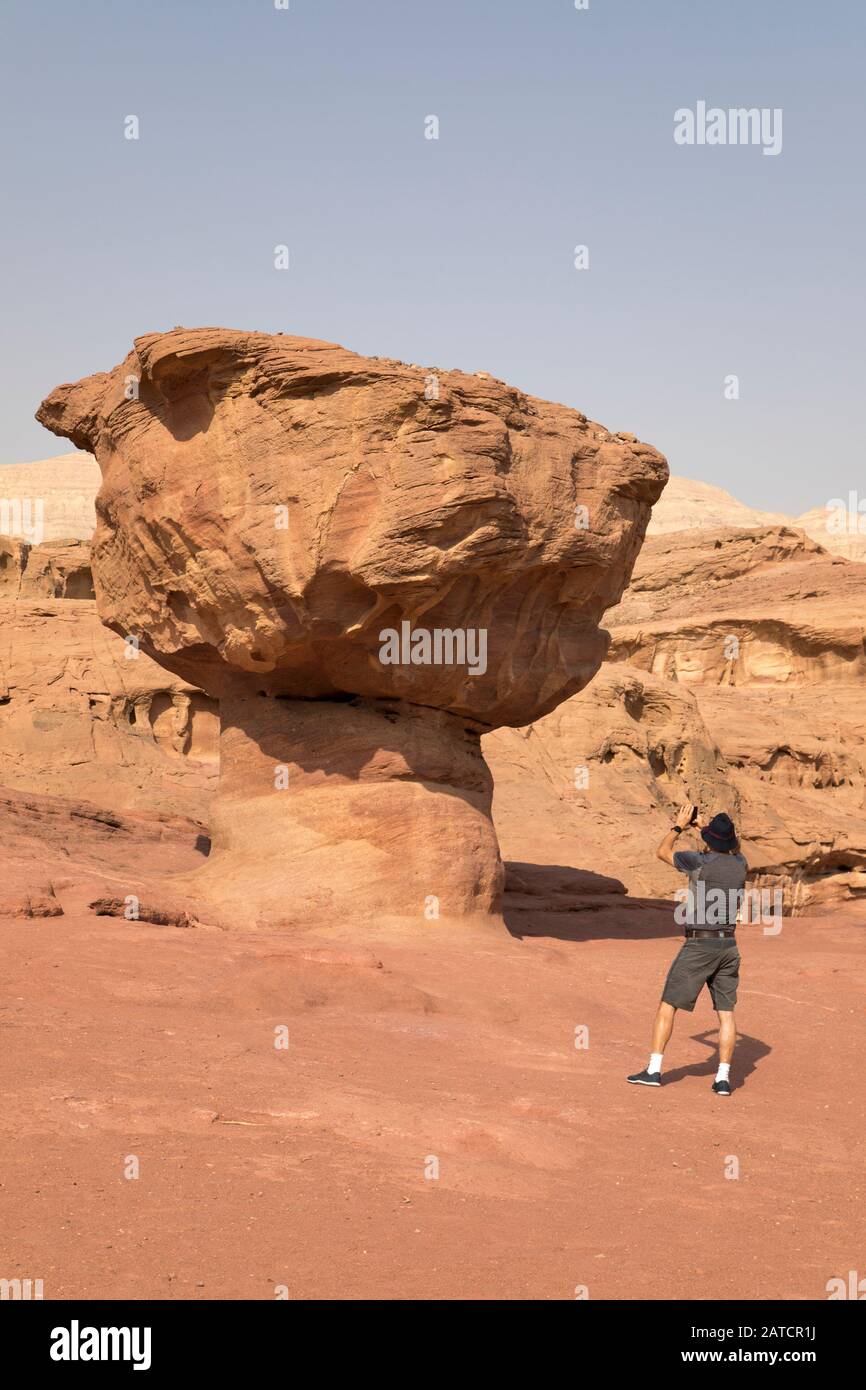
[38,328,667,930]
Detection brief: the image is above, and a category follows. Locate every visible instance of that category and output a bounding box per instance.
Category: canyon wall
[487,525,866,915]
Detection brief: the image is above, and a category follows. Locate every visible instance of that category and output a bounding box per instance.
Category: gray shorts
[662,939,741,1012]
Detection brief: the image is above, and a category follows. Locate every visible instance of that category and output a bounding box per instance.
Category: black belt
[685,928,736,939]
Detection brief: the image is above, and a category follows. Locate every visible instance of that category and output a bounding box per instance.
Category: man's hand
[657,803,698,866]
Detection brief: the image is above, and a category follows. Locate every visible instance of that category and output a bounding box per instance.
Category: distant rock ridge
[7,453,861,560]
[0,452,99,542]
[648,475,866,561]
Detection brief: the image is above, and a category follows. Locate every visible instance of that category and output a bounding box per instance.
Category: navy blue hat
[702,813,739,852]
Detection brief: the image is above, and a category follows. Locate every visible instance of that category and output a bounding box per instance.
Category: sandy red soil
[2,882,864,1301]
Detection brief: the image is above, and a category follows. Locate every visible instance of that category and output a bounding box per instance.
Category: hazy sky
[2,0,864,515]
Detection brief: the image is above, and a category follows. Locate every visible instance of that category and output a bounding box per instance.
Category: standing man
[627,804,748,1096]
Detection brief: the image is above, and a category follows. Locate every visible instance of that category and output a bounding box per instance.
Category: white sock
[716,1063,730,1082]
[647,1052,664,1075]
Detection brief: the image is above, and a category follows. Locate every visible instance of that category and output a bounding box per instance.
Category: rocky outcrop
[0,587,218,822]
[647,477,788,535]
[608,527,866,688]
[0,526,217,920]
[0,859,63,918]
[19,348,860,926]
[0,784,210,920]
[793,504,866,563]
[38,328,667,929]
[488,525,866,914]
[0,536,94,599]
[486,663,744,901]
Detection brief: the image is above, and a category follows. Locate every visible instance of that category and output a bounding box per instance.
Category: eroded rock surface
[488,526,866,915]
[609,526,866,688]
[0,553,218,821]
[38,328,667,928]
[487,663,742,902]
[0,536,94,600]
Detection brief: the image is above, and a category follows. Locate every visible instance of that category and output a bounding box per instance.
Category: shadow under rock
[503,860,681,941]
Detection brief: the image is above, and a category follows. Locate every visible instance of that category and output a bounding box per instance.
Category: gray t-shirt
[673,850,748,929]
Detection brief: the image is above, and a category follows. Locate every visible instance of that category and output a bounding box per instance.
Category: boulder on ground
[38,328,667,929]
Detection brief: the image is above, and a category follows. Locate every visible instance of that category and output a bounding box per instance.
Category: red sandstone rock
[488,526,866,914]
[487,662,743,902]
[0,536,94,599]
[0,859,63,918]
[0,590,218,820]
[38,329,667,929]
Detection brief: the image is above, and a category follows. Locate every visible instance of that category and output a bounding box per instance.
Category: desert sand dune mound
[37,327,667,930]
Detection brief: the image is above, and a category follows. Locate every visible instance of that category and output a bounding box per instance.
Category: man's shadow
[661,1029,771,1091]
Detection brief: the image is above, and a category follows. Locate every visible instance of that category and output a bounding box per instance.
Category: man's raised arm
[656,802,699,866]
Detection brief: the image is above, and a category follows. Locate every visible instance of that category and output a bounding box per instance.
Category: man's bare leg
[628,1001,677,1084]
[713,1010,736,1094]
[651,1001,677,1055]
[716,1010,736,1062]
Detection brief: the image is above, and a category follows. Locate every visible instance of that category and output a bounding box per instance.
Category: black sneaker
[627,1068,661,1087]
[712,1078,731,1096]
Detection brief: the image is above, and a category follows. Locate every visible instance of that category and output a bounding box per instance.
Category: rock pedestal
[196,694,501,929]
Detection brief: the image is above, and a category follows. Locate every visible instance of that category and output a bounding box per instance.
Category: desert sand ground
[3,878,863,1301]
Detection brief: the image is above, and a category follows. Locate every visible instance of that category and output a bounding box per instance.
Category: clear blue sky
[2,0,863,514]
